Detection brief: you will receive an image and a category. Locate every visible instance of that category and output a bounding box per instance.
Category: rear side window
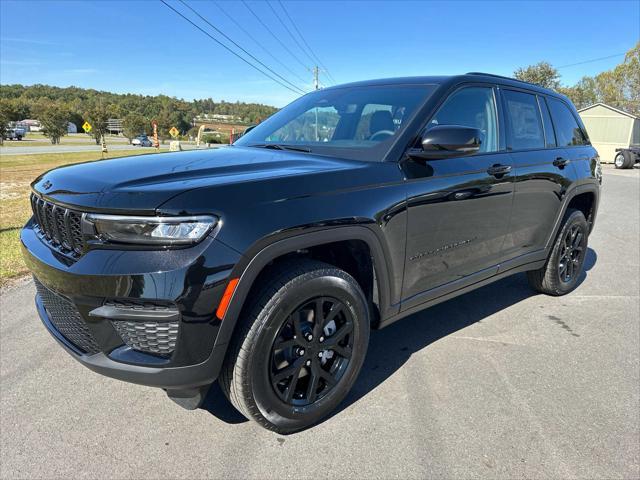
[538,96,557,148]
[547,98,588,146]
[429,87,498,153]
[503,90,544,150]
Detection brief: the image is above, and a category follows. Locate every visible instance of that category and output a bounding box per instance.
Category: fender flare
[544,183,599,249]
[214,226,398,347]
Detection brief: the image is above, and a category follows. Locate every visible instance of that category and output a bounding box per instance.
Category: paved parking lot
[1,166,638,479]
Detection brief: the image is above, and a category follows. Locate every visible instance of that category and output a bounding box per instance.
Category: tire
[219,259,370,433]
[527,208,589,296]
[615,151,634,169]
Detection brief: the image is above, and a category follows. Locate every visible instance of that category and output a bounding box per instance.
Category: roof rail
[465,71,540,87]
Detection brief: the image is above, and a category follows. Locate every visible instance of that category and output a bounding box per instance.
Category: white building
[578,103,640,163]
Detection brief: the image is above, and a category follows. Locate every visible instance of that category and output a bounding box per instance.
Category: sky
[1,0,638,107]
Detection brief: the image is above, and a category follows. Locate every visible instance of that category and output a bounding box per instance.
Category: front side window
[547,98,588,147]
[503,90,544,150]
[429,86,498,153]
[236,85,437,161]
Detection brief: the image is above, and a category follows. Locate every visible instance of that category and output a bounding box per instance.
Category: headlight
[85,214,217,245]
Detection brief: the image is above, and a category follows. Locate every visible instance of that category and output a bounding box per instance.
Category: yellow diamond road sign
[169,126,179,138]
[82,121,92,133]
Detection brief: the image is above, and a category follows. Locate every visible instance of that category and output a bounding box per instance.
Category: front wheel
[527,208,589,295]
[219,259,370,433]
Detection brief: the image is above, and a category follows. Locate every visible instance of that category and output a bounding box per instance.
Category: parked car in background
[131,134,152,147]
[22,73,601,433]
[7,127,26,140]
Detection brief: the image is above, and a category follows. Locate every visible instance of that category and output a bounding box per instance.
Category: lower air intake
[111,320,179,357]
[34,278,101,354]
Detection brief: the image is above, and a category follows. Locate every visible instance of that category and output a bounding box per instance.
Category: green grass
[1,133,131,147]
[0,149,161,287]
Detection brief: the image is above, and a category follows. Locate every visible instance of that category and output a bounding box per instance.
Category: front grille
[30,193,85,257]
[34,278,101,354]
[111,320,179,357]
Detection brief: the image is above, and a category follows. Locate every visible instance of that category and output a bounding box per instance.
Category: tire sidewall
[549,211,589,294]
[245,272,369,432]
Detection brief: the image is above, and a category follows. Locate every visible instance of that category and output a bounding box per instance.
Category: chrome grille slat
[30,193,85,257]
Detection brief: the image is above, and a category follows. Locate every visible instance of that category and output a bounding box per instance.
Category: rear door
[500,91,580,264]
[401,85,515,308]
[545,96,595,188]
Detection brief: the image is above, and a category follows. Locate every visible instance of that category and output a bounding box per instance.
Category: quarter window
[429,87,498,153]
[547,98,588,146]
[503,90,544,150]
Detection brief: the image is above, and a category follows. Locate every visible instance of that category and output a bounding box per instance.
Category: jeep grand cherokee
[22,73,601,433]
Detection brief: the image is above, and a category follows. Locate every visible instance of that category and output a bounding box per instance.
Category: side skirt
[378,250,547,329]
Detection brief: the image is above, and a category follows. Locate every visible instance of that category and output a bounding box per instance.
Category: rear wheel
[527,208,588,296]
[219,259,370,433]
[615,151,634,169]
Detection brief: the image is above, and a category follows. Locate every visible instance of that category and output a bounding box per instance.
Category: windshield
[235,84,437,161]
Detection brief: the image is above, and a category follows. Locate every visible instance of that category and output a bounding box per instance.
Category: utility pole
[313,65,319,141]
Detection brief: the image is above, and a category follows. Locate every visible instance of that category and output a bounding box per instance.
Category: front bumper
[22,220,241,390]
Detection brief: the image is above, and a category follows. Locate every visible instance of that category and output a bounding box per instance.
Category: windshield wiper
[249,143,312,153]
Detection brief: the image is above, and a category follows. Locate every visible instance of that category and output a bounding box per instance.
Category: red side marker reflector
[216,278,239,320]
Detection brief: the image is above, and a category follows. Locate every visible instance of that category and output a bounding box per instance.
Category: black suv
[22,73,601,433]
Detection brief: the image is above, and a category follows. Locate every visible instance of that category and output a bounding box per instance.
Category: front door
[401,86,514,309]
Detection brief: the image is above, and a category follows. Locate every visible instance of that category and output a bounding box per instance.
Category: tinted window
[236,85,437,161]
[538,96,557,147]
[503,90,544,150]
[547,98,588,146]
[429,87,498,153]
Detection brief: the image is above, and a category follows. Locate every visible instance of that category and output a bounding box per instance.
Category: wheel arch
[214,226,397,348]
[545,183,599,249]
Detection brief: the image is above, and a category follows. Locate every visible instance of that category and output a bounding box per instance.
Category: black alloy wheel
[558,224,585,283]
[219,259,370,433]
[270,297,353,406]
[527,208,589,296]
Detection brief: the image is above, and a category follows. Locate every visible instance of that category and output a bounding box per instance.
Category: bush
[202,133,230,144]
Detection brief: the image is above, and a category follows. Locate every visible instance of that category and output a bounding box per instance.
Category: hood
[31,146,362,213]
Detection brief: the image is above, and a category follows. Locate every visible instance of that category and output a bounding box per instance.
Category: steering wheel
[369,130,395,141]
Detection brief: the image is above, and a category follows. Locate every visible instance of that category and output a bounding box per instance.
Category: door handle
[553,157,571,168]
[487,164,512,177]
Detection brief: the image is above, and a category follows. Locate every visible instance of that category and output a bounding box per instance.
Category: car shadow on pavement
[201,382,249,424]
[201,248,597,427]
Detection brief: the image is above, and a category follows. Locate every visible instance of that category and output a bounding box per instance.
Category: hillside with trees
[0,84,278,143]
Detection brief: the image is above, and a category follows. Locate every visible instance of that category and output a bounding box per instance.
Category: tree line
[1,42,637,145]
[0,84,278,144]
[514,42,639,115]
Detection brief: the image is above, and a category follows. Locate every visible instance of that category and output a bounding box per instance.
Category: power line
[265,2,314,67]
[241,0,310,74]
[212,0,309,86]
[159,1,305,96]
[557,52,626,69]
[277,0,337,84]
[176,0,307,95]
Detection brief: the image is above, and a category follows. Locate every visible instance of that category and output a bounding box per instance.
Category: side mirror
[408,125,482,160]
